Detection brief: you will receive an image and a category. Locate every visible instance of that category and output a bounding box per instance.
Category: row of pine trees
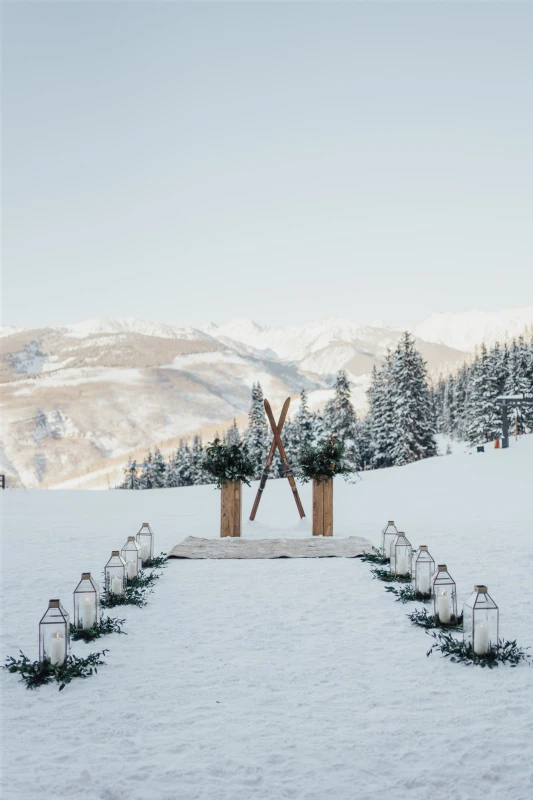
[118,331,533,489]
[433,334,533,445]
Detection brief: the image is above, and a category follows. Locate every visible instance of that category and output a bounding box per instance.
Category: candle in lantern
[396,549,409,576]
[418,571,430,595]
[127,561,137,580]
[141,543,150,561]
[437,591,451,623]
[474,621,490,655]
[81,596,95,630]
[111,575,123,595]
[49,632,65,665]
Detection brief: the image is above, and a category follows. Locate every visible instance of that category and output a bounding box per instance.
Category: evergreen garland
[70,616,126,643]
[370,567,412,584]
[3,650,108,691]
[426,631,531,668]
[297,435,354,483]
[407,608,463,630]
[142,552,168,569]
[202,439,257,489]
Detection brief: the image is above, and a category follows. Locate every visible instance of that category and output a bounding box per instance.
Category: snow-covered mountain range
[1,306,531,489]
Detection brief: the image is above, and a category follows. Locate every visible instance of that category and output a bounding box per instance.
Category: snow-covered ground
[2,437,532,800]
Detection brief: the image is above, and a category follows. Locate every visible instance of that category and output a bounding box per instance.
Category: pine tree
[389,332,437,465]
[138,453,154,489]
[152,447,167,488]
[367,355,395,468]
[323,370,359,465]
[244,383,269,478]
[189,435,206,485]
[225,419,240,445]
[120,458,140,489]
[294,389,314,454]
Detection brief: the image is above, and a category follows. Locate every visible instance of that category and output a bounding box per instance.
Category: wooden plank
[220,480,231,537]
[249,397,291,521]
[233,480,242,537]
[220,479,242,537]
[312,479,324,535]
[323,478,333,536]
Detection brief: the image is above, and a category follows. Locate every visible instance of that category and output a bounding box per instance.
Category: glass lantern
[432,565,458,624]
[39,599,69,665]
[381,521,398,561]
[104,551,127,597]
[73,573,100,630]
[414,546,435,597]
[390,531,412,577]
[121,536,142,580]
[136,522,154,563]
[463,585,499,655]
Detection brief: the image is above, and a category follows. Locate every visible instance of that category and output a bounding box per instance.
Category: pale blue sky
[3,1,533,329]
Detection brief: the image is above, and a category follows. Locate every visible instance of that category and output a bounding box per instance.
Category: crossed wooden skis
[249,397,306,521]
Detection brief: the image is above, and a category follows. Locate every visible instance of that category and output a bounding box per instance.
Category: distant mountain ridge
[1,306,531,489]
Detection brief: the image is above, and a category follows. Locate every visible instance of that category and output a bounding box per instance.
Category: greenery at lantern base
[70,616,126,643]
[360,546,390,565]
[3,650,108,691]
[297,435,355,483]
[127,570,161,589]
[142,552,168,569]
[202,439,257,489]
[426,631,531,668]
[385,585,433,603]
[371,567,412,584]
[407,608,463,629]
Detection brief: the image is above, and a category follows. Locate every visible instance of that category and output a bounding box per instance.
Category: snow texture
[2,436,533,800]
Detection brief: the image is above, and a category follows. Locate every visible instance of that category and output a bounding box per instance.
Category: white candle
[141,543,150,561]
[111,575,123,595]
[437,591,451,624]
[127,561,137,580]
[418,571,430,595]
[49,633,65,665]
[474,621,490,655]
[396,549,408,576]
[81,596,95,630]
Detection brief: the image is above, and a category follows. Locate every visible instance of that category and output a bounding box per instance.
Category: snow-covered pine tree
[138,453,154,489]
[294,389,314,455]
[152,447,167,488]
[225,419,240,446]
[366,355,395,468]
[323,370,359,466]
[505,337,533,434]
[190,435,206,485]
[244,382,269,478]
[120,458,141,489]
[389,332,437,465]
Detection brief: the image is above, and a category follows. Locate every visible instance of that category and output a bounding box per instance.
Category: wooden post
[220,479,242,537]
[312,477,333,536]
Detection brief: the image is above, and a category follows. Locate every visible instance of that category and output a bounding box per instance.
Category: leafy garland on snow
[297,435,355,484]
[142,552,168,569]
[202,439,257,489]
[426,631,531,668]
[385,585,432,603]
[70,616,126,643]
[360,546,390,565]
[3,650,108,691]
[407,608,463,630]
[371,567,412,584]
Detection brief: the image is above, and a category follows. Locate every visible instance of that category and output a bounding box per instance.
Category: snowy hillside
[410,306,533,351]
[2,435,532,800]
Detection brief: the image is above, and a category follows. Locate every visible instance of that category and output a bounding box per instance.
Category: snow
[410,307,533,352]
[2,436,533,799]
[55,317,215,342]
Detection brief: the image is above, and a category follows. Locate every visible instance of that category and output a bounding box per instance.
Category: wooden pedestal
[220,479,242,537]
[312,478,333,536]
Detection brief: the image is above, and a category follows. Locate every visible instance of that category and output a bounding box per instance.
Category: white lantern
[414,546,435,597]
[390,531,412,577]
[432,565,458,624]
[381,521,398,561]
[39,599,69,665]
[136,522,154,563]
[73,573,100,630]
[463,585,499,655]
[104,551,126,597]
[121,536,142,580]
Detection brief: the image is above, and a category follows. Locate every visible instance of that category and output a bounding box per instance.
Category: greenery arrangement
[3,650,108,691]
[297,435,355,483]
[426,631,531,668]
[202,439,257,489]
[70,616,126,643]
[371,567,412,584]
[385,585,432,603]
[407,608,463,630]
[100,584,152,609]
[127,570,161,589]
[360,546,390,565]
[142,552,168,569]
